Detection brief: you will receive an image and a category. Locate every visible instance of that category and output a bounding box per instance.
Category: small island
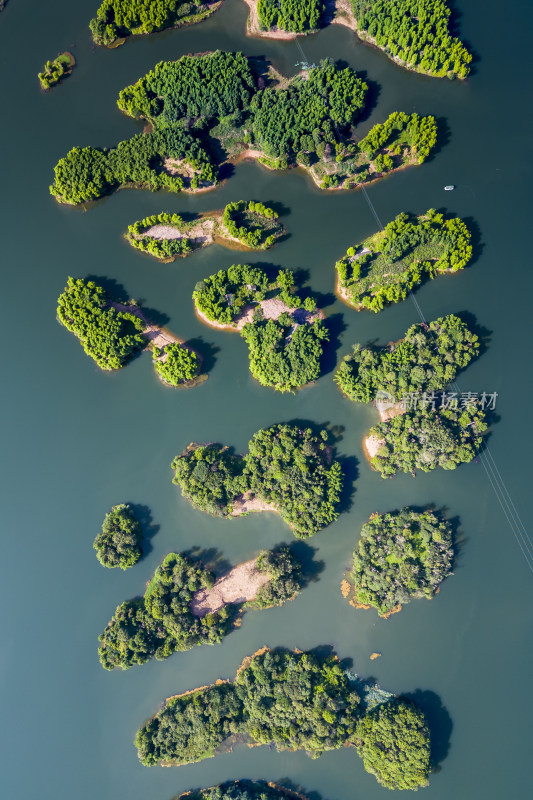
[335,210,473,312]
[343,508,454,616]
[134,646,431,790]
[171,423,343,538]
[38,52,75,90]
[335,314,480,403]
[57,277,203,386]
[93,504,143,569]
[50,52,438,205]
[194,265,327,391]
[126,201,284,262]
[365,404,487,477]
[99,547,302,669]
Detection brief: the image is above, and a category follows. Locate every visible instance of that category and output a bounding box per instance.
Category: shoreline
[242,0,300,40]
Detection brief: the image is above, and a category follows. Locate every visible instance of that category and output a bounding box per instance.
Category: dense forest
[257,0,323,32]
[194,265,326,391]
[56,277,146,369]
[152,343,201,386]
[221,201,282,249]
[350,508,454,615]
[51,53,438,203]
[89,0,219,46]
[38,52,75,89]
[350,0,472,78]
[368,405,487,477]
[171,424,343,537]
[134,647,431,789]
[99,547,301,669]
[335,314,480,403]
[355,698,431,789]
[93,504,143,569]
[336,210,473,311]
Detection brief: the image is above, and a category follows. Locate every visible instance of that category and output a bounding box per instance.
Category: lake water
[1,1,532,798]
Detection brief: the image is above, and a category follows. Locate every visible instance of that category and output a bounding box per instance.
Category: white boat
[444,185,455,191]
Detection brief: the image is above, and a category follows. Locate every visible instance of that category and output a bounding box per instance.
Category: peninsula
[99,547,302,669]
[343,507,454,616]
[50,52,437,205]
[335,210,473,312]
[134,646,432,790]
[126,201,285,261]
[171,423,343,538]
[57,277,202,386]
[194,265,327,391]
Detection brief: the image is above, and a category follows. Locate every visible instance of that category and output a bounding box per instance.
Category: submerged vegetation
[93,504,143,569]
[51,52,438,205]
[367,404,487,477]
[350,0,472,78]
[126,201,284,261]
[336,210,473,312]
[89,0,220,46]
[349,508,454,616]
[335,314,480,403]
[99,547,302,669]
[171,423,343,537]
[38,52,75,89]
[194,264,327,391]
[134,647,431,789]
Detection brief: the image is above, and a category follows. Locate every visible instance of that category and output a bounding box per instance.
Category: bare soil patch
[191,558,270,617]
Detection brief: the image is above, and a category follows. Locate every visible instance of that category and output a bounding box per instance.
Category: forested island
[126,201,284,261]
[134,646,431,790]
[365,404,487,477]
[56,277,202,386]
[175,781,314,800]
[89,0,222,46]
[343,508,454,616]
[93,504,143,569]
[99,547,301,669]
[172,424,343,538]
[335,315,480,403]
[50,52,438,205]
[194,265,327,391]
[38,52,75,89]
[335,210,473,312]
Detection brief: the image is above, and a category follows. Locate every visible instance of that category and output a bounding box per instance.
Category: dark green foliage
[355,699,431,789]
[135,648,360,766]
[242,314,329,392]
[89,0,217,46]
[194,263,271,325]
[351,508,454,615]
[368,405,487,477]
[56,277,146,370]
[172,424,343,537]
[93,504,143,569]
[336,209,473,311]
[222,200,282,249]
[250,546,303,608]
[50,126,216,205]
[153,344,201,385]
[117,51,255,124]
[184,781,311,800]
[38,52,74,89]
[257,0,324,32]
[351,0,472,78]
[98,552,234,670]
[250,59,368,162]
[335,315,480,402]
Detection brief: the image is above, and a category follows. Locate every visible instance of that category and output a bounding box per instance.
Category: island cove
[125,201,285,262]
[50,52,438,206]
[56,277,203,387]
[98,547,303,669]
[88,0,472,80]
[134,646,433,791]
[172,424,343,538]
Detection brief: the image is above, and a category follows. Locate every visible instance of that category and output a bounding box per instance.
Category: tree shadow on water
[129,503,160,560]
[288,541,325,585]
[403,689,453,773]
[184,337,219,374]
[321,312,347,377]
[184,545,233,577]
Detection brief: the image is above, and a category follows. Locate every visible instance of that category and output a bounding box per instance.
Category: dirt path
[191,557,270,617]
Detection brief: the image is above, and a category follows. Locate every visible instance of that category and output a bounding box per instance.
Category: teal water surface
[1,1,532,798]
